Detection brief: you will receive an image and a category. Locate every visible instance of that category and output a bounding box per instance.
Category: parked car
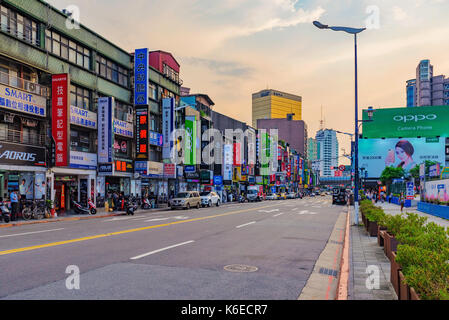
[277,192,287,200]
[170,191,201,210]
[287,192,296,199]
[247,185,264,202]
[200,191,220,207]
[266,193,278,200]
[332,187,347,205]
[297,192,303,199]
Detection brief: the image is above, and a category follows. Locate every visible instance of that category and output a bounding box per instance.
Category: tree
[380,166,405,193]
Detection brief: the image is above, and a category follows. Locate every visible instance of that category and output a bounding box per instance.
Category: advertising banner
[184,115,196,165]
[362,106,449,138]
[114,159,133,173]
[359,137,445,178]
[0,142,45,166]
[51,74,70,167]
[429,163,441,177]
[406,181,415,200]
[223,144,233,181]
[98,97,114,163]
[69,151,97,170]
[0,83,46,117]
[34,173,46,200]
[134,48,149,105]
[70,105,97,129]
[113,119,133,138]
[149,131,163,146]
[136,106,148,160]
[164,163,176,178]
[162,98,175,160]
[424,179,449,203]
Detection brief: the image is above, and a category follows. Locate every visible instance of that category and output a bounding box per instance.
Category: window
[114,101,132,122]
[70,129,92,152]
[0,5,39,46]
[70,84,92,111]
[96,54,129,87]
[46,30,90,70]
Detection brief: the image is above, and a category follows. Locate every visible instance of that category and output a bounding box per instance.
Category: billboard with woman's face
[359,137,445,178]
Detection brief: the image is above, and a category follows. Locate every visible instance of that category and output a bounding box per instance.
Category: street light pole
[354,32,360,226]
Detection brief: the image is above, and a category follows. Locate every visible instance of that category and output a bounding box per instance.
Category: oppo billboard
[359,137,445,178]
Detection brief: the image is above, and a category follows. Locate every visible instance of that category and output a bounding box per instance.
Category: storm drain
[319,267,338,277]
[224,264,258,272]
[330,240,344,245]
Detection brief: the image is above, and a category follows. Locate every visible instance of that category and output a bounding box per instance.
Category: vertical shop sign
[98,97,114,163]
[162,98,174,160]
[51,74,70,167]
[184,115,196,165]
[136,106,149,160]
[134,48,149,105]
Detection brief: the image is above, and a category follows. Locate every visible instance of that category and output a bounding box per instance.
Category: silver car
[200,191,220,207]
[170,191,201,210]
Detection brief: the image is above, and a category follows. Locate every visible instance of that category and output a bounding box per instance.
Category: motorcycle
[72,198,97,215]
[141,197,152,209]
[124,197,138,215]
[0,199,11,223]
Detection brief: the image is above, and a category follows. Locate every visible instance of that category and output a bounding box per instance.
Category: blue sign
[213,175,223,185]
[271,186,276,193]
[149,131,163,146]
[134,48,149,105]
[438,184,445,190]
[184,165,195,173]
[97,97,113,163]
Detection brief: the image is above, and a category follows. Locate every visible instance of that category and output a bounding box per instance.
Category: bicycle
[21,200,46,220]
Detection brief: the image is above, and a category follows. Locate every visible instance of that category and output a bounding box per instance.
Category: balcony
[0,70,49,97]
[0,127,46,147]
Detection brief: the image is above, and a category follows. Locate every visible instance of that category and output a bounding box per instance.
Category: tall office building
[307,138,317,162]
[406,59,449,107]
[252,89,302,128]
[315,129,338,178]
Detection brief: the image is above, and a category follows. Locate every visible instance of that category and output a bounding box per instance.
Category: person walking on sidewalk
[10,189,19,221]
[400,192,405,212]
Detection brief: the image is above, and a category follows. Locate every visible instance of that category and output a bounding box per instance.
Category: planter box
[399,271,410,300]
[390,252,401,298]
[367,219,378,237]
[410,287,420,300]
[378,227,387,247]
[384,232,399,261]
[418,201,449,220]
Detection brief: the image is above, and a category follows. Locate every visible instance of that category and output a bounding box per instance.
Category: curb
[0,207,169,228]
[336,205,351,299]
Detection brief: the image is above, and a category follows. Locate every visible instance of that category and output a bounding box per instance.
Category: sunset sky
[48,0,449,164]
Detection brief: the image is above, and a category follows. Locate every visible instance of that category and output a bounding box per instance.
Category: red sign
[52,74,69,167]
[287,164,291,177]
[339,165,345,171]
[164,163,176,178]
[334,170,343,177]
[233,143,241,165]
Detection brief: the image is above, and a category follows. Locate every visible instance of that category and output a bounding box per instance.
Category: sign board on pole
[406,182,415,200]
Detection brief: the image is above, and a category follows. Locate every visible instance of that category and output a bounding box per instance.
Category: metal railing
[0,127,46,147]
[0,23,40,47]
[0,71,49,97]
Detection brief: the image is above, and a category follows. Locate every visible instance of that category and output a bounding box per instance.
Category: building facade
[315,129,339,178]
[251,89,302,128]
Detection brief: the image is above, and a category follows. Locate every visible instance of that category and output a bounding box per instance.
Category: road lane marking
[258,209,278,213]
[130,240,195,260]
[0,203,279,256]
[236,221,256,228]
[273,213,284,217]
[0,228,65,238]
[144,218,170,222]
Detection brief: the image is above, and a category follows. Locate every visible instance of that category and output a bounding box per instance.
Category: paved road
[0,196,344,299]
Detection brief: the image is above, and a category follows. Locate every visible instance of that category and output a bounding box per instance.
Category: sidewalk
[348,206,397,300]
[0,206,169,228]
[376,201,449,228]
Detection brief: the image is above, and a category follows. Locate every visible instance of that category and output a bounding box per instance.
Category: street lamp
[313,20,366,226]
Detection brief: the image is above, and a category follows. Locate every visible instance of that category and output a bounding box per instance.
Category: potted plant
[46,199,55,218]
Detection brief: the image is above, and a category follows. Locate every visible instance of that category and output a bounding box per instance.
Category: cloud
[181,57,254,77]
[392,6,407,21]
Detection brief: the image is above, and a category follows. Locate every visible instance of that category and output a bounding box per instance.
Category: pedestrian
[10,189,19,221]
[400,192,405,212]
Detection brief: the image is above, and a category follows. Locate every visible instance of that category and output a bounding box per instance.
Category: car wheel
[197,202,200,209]
[216,200,220,207]
[208,200,212,207]
[186,203,190,210]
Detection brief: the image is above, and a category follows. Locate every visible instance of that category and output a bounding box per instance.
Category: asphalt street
[0,196,345,299]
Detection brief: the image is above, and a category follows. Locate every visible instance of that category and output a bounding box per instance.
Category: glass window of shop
[95,55,129,87]
[114,101,133,122]
[1,172,46,200]
[70,129,95,153]
[70,84,93,111]
[45,30,90,70]
[0,5,39,46]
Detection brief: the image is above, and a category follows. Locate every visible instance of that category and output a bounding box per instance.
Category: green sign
[184,116,196,165]
[362,105,449,139]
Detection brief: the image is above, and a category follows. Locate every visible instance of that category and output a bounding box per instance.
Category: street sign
[213,175,223,185]
[339,165,345,171]
[406,182,414,200]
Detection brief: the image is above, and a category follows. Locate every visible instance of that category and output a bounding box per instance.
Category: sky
[48,0,449,165]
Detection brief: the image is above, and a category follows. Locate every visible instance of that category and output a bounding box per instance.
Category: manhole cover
[224,264,258,272]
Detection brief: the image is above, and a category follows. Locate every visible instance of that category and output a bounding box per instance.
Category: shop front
[99,159,134,196]
[136,160,167,201]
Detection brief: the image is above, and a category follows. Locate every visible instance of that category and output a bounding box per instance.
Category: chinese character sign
[51,74,69,167]
[134,48,149,105]
[136,106,148,160]
[162,98,174,160]
[98,97,114,163]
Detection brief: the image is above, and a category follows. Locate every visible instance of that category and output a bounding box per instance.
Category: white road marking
[236,221,256,228]
[130,240,195,260]
[144,217,171,222]
[0,228,65,238]
[173,216,190,220]
[273,213,284,217]
[104,216,135,222]
[258,209,279,213]
[298,210,309,214]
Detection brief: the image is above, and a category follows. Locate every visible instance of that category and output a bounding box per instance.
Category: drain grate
[319,267,338,277]
[224,264,258,273]
[330,240,344,245]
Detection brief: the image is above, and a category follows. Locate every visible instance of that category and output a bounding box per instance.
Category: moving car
[332,187,347,205]
[170,191,201,210]
[266,193,278,200]
[286,192,296,199]
[200,191,220,207]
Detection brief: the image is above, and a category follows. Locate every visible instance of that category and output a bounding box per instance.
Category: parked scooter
[141,197,152,209]
[0,198,11,223]
[72,198,97,215]
[124,196,138,215]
